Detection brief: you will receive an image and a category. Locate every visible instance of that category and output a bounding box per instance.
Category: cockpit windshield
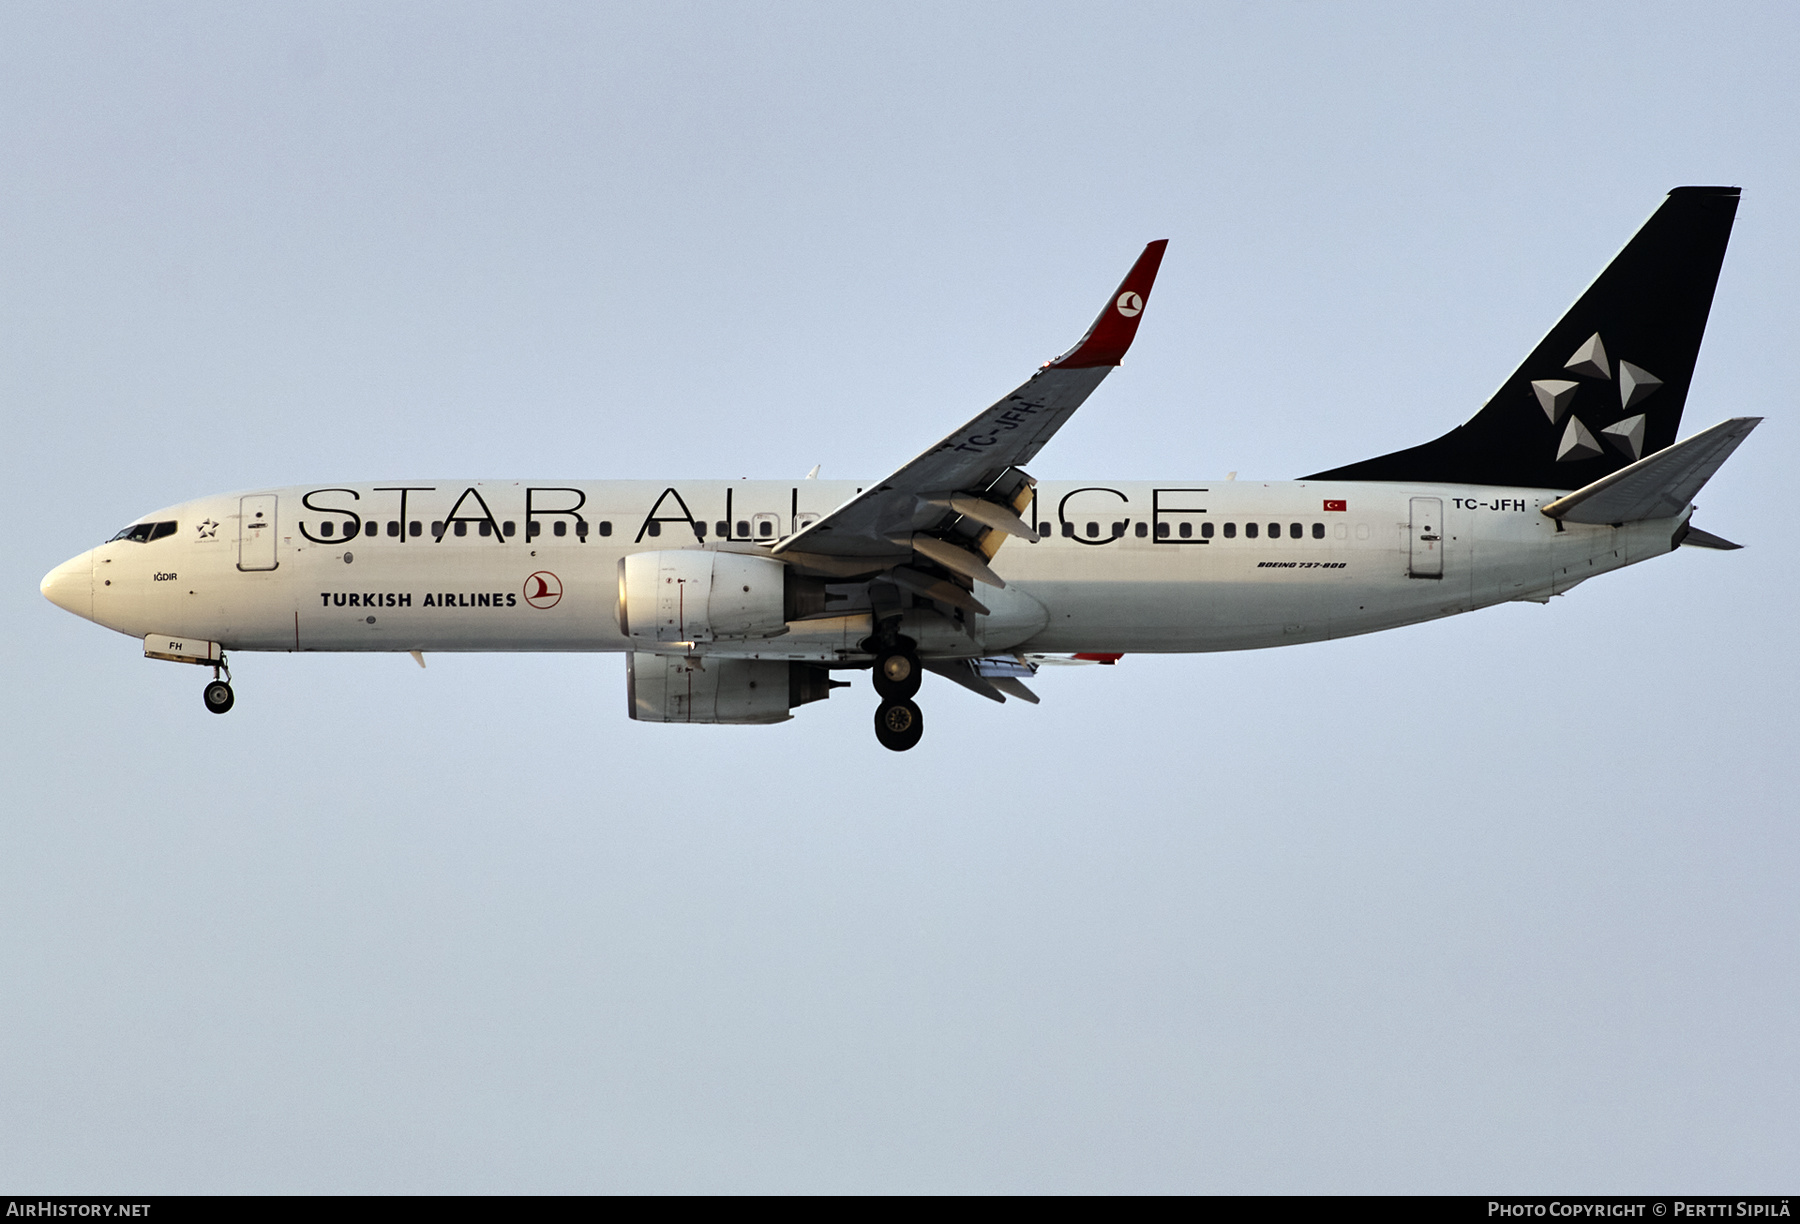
[107,521,177,543]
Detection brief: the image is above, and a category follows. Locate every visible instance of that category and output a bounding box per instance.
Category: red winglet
[1072,652,1124,664]
[1048,240,1169,369]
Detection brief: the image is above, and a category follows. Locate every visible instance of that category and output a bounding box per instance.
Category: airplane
[41,186,1759,751]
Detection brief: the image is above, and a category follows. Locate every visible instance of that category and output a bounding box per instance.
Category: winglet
[1048,240,1169,369]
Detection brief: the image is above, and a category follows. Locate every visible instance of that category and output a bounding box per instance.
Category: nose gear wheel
[203,680,235,714]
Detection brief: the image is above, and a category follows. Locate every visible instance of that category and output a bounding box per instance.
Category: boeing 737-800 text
[41,187,1758,750]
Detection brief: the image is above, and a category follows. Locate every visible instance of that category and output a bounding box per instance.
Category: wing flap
[924,658,1008,703]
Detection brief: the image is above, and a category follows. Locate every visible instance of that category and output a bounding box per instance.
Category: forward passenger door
[238,495,278,571]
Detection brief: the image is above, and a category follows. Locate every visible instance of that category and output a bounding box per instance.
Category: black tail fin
[1306,187,1740,489]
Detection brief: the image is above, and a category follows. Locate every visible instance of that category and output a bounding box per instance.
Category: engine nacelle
[627,653,839,725]
[617,550,787,643]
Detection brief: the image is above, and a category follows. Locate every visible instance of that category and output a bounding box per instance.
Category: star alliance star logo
[197,519,219,538]
[1532,332,1661,464]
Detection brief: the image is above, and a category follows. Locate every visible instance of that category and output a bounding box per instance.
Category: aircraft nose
[41,550,94,621]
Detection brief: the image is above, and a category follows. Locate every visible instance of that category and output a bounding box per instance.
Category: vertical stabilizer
[1307,187,1740,489]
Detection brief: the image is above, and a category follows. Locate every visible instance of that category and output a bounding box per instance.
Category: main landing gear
[202,655,234,714]
[874,697,924,752]
[868,635,925,752]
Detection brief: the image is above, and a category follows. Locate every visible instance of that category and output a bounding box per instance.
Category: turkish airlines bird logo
[1116,292,1143,317]
[523,571,563,609]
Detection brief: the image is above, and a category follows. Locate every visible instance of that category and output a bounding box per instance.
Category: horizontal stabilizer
[1677,524,1743,550]
[1542,417,1760,524]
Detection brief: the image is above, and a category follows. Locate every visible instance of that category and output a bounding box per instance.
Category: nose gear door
[1408,496,1443,579]
[238,494,278,571]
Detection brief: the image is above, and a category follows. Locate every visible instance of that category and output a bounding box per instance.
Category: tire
[872,649,922,700]
[873,698,924,752]
[203,680,235,714]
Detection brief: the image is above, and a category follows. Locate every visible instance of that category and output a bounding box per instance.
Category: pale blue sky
[3,1,1796,1191]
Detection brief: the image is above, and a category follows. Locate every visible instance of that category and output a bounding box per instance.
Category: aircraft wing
[772,240,1169,583]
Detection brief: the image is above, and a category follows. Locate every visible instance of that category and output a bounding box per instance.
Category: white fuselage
[46,478,1686,661]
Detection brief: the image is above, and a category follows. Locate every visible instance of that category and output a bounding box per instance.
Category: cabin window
[409,521,422,537]
[716,521,729,537]
[758,519,773,537]
[504,521,516,537]
[1061,522,1074,538]
[1312,522,1325,539]
[692,521,705,539]
[364,521,378,538]
[648,521,662,537]
[319,521,334,538]
[479,521,492,537]
[1082,521,1095,538]
[1156,522,1170,538]
[1178,522,1192,538]
[737,520,750,537]
[599,521,612,537]
[387,521,400,538]
[1334,523,1349,540]
[431,522,444,539]
[553,521,567,537]
[576,520,589,539]
[1038,521,1051,536]
[1202,521,1215,539]
[1223,522,1236,538]
[527,521,540,538]
[454,521,468,537]
[1268,522,1280,538]
[1244,522,1258,539]
[1135,522,1148,538]
[1290,522,1302,539]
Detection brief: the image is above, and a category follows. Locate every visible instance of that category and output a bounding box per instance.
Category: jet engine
[627,653,841,724]
[617,550,788,643]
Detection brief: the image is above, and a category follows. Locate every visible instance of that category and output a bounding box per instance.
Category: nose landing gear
[203,679,235,714]
[202,654,234,714]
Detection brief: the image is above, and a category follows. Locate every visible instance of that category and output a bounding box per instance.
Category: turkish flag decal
[1323,499,1347,512]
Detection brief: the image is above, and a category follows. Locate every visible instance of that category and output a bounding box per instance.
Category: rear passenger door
[1408,496,1443,579]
